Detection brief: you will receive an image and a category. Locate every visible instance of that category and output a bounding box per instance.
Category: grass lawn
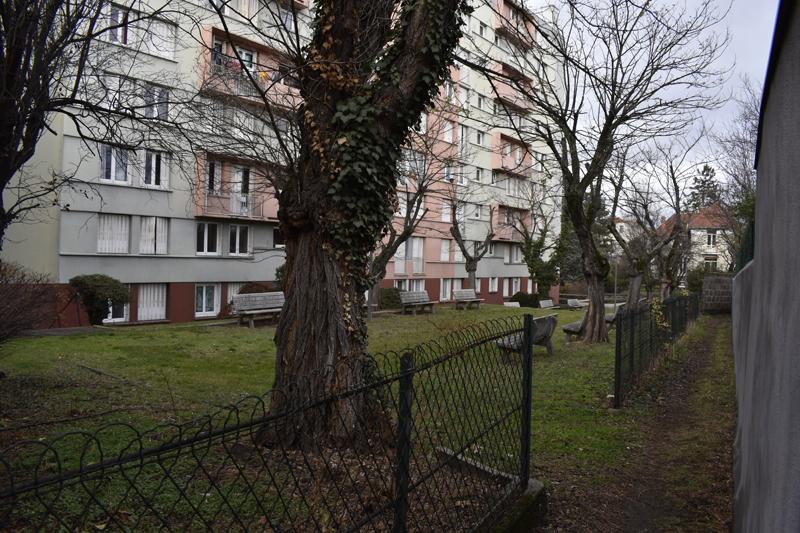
[0,304,643,524]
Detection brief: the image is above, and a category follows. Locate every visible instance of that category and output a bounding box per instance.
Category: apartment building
[1,0,561,325]
[383,0,562,304]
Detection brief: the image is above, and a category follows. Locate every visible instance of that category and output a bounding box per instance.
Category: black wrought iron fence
[613,295,700,408]
[0,316,537,532]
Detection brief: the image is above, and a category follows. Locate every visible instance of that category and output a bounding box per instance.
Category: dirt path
[531,315,736,532]
[621,315,735,532]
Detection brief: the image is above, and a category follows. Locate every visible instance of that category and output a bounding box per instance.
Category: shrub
[510,291,539,308]
[686,266,705,294]
[379,287,401,309]
[275,263,286,291]
[69,274,130,325]
[238,282,274,295]
[0,261,52,344]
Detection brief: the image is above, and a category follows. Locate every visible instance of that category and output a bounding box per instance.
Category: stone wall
[701,274,733,313]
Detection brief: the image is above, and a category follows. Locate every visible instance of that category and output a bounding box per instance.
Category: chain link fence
[613,295,700,408]
[1,316,538,532]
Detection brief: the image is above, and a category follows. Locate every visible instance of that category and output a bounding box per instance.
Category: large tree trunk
[626,273,643,309]
[265,227,373,448]
[584,273,607,342]
[465,259,478,291]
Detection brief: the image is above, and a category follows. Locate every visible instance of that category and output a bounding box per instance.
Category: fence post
[393,352,414,533]
[629,310,635,384]
[613,311,623,408]
[520,314,534,489]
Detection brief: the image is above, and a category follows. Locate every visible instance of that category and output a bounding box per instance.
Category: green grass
[1,304,640,529]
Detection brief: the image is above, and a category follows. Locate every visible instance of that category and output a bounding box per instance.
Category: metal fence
[0,316,537,532]
[613,295,700,408]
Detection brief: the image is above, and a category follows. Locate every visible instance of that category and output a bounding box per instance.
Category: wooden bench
[399,291,437,315]
[453,289,483,310]
[495,314,559,358]
[503,302,520,308]
[539,299,559,309]
[232,292,285,328]
[566,298,589,309]
[563,308,621,340]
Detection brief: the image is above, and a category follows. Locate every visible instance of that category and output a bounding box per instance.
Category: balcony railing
[210,62,264,98]
[394,257,425,275]
[203,192,264,219]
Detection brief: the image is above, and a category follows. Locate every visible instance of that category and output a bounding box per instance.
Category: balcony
[202,192,265,220]
[394,257,425,275]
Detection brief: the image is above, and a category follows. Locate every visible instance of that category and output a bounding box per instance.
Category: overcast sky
[706,0,780,126]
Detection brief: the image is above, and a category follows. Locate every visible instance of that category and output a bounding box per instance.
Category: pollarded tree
[207,1,472,445]
[467,0,727,341]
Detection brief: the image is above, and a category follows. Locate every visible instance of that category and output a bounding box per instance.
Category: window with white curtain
[443,121,454,143]
[227,282,246,303]
[138,283,167,321]
[141,18,177,59]
[142,84,169,119]
[489,277,499,293]
[410,279,425,292]
[207,159,221,192]
[512,277,521,294]
[454,244,464,263]
[100,144,129,183]
[139,217,168,255]
[97,214,130,253]
[440,239,450,262]
[195,283,220,317]
[475,278,482,294]
[441,200,451,222]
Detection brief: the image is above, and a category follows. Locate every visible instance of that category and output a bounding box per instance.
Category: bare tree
[0,0,192,250]
[607,135,701,307]
[465,0,728,341]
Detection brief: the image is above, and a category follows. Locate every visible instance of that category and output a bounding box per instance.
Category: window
[440,239,450,262]
[454,245,464,263]
[704,257,718,271]
[273,227,285,248]
[97,214,130,253]
[237,47,256,72]
[418,112,428,133]
[394,279,408,291]
[138,283,167,321]
[475,131,484,146]
[477,95,486,110]
[279,7,295,32]
[106,4,132,45]
[511,245,522,263]
[489,277,499,293]
[488,242,495,256]
[141,19,177,59]
[506,177,523,197]
[139,216,168,254]
[441,200,451,222]
[105,297,130,324]
[475,278,482,294]
[460,125,470,152]
[100,145,129,183]
[400,149,426,178]
[143,150,167,187]
[445,164,455,183]
[143,84,169,119]
[207,159,221,192]
[512,277,521,294]
[475,168,484,182]
[410,279,425,292]
[440,278,452,301]
[229,225,250,255]
[212,40,225,65]
[195,283,220,317]
[196,222,219,255]
[444,81,455,101]
[471,204,482,219]
[479,22,488,38]
[707,231,717,246]
[504,278,511,297]
[443,121,454,143]
[459,85,469,105]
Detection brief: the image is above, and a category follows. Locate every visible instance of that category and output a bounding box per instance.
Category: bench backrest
[232,292,285,312]
[567,298,582,307]
[532,314,558,342]
[399,291,431,304]
[453,289,477,301]
[540,299,555,308]
[503,302,520,308]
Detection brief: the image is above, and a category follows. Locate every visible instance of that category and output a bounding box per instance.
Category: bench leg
[546,339,554,357]
[249,317,255,329]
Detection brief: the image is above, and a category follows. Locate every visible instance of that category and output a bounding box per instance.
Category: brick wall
[701,274,733,313]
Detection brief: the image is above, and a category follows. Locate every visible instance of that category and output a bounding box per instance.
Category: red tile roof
[658,205,733,234]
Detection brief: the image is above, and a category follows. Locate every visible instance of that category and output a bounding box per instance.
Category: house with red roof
[658,204,735,275]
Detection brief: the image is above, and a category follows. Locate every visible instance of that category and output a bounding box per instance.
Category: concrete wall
[732,4,800,531]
